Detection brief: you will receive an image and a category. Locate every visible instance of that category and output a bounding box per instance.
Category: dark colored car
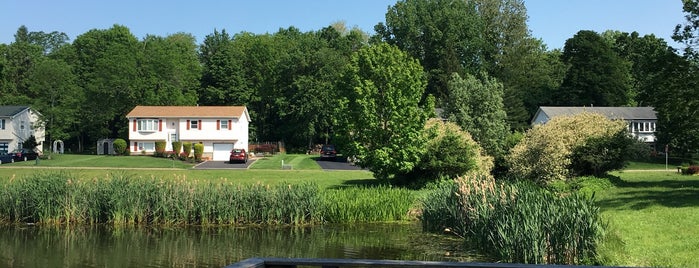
[10,148,39,162]
[229,148,248,163]
[0,152,14,164]
[320,144,337,161]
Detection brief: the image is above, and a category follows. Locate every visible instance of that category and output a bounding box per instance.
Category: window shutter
[198,120,202,130]
[133,120,137,131]
[228,120,232,130]
[134,142,138,152]
[217,120,220,130]
[159,120,162,132]
[186,120,190,130]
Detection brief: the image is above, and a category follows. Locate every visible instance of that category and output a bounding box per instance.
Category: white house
[532,106,658,143]
[126,106,250,161]
[0,105,45,153]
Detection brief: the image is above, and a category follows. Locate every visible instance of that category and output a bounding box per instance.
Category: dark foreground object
[225,258,616,268]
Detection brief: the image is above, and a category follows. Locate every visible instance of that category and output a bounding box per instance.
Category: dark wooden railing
[224,258,612,268]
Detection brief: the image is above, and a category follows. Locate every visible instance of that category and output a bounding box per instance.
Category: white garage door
[212,143,234,161]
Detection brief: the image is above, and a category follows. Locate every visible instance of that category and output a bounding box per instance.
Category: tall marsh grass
[0,172,414,226]
[421,175,604,265]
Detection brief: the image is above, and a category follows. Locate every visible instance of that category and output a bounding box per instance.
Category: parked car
[320,144,337,161]
[0,152,14,164]
[229,148,248,163]
[10,148,39,162]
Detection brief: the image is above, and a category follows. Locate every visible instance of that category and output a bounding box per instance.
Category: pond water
[0,223,486,267]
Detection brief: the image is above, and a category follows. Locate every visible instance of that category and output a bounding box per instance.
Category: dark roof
[537,106,657,121]
[0,106,30,117]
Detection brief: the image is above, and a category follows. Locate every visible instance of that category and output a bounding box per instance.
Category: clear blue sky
[1,0,686,50]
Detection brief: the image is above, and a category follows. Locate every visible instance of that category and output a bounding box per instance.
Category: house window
[220,120,229,130]
[170,133,178,142]
[0,119,5,130]
[0,142,7,153]
[137,119,159,132]
[190,120,198,130]
[138,142,155,152]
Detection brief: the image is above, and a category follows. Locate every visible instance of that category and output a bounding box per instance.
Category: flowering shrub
[507,112,627,184]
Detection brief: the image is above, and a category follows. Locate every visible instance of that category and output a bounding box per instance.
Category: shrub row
[0,173,415,226]
[421,175,604,265]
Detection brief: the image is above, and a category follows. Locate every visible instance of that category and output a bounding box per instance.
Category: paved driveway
[315,157,364,171]
[194,159,256,169]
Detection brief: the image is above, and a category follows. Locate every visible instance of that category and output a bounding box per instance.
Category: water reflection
[0,223,485,267]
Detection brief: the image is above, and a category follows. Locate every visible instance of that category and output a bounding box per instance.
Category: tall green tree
[674,0,699,58]
[1,26,45,105]
[556,30,632,106]
[443,73,509,158]
[139,33,200,106]
[373,0,485,101]
[338,43,432,180]
[72,25,140,148]
[27,58,82,144]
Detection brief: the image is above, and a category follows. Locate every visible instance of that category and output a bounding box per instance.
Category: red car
[229,148,248,163]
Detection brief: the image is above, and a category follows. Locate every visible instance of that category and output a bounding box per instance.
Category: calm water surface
[0,223,485,267]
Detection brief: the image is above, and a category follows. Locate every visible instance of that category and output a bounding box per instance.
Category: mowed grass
[250,154,322,170]
[5,154,194,169]
[596,170,699,267]
[0,154,373,189]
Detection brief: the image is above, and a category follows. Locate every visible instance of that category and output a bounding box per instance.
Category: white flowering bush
[507,112,627,184]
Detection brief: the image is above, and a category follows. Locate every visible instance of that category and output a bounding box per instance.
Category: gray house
[531,106,658,143]
[0,106,45,153]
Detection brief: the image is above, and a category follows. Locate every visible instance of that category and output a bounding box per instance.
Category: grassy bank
[0,172,415,226]
[595,170,699,267]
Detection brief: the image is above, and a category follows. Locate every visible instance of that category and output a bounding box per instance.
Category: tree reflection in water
[0,223,486,267]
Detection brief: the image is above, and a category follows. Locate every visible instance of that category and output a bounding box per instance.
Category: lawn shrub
[681,165,699,175]
[172,141,182,155]
[155,141,167,156]
[421,175,605,265]
[113,139,127,155]
[182,142,192,159]
[569,131,635,177]
[508,112,627,184]
[193,143,204,161]
[396,119,493,188]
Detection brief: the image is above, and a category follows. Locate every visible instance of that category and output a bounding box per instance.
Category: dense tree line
[1,0,697,163]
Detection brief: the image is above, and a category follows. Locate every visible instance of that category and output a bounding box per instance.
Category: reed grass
[421,175,604,265]
[0,172,414,226]
[319,187,416,223]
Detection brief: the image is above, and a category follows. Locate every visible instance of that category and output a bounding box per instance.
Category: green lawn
[6,154,194,169]
[0,153,374,189]
[250,154,322,170]
[597,170,699,267]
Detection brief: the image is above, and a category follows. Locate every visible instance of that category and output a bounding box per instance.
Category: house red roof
[126,106,248,119]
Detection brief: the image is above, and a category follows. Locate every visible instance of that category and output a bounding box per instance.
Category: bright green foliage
[319,187,416,222]
[556,30,632,106]
[443,72,509,158]
[401,119,492,187]
[0,172,415,225]
[421,176,604,265]
[373,0,485,100]
[507,112,628,184]
[338,43,431,180]
[154,141,166,155]
[112,138,127,155]
[182,142,192,157]
[193,143,204,161]
[171,141,182,155]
